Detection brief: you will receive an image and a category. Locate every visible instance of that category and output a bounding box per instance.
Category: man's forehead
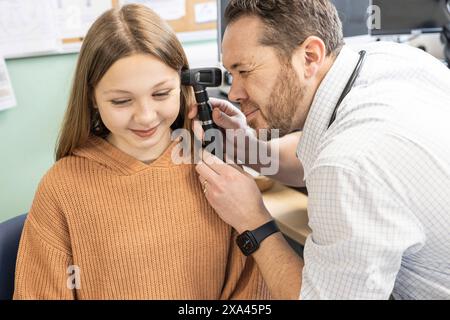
[222,41,280,72]
[222,42,255,68]
[221,16,265,68]
[224,16,263,42]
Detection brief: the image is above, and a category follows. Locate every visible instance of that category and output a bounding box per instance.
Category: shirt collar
[296,45,360,180]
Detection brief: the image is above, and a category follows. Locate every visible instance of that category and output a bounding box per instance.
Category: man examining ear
[190,0,450,300]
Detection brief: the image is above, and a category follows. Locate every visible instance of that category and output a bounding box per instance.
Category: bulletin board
[166,0,217,34]
[0,0,218,60]
[136,0,218,43]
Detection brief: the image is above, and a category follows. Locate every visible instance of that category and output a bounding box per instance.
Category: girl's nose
[134,100,157,126]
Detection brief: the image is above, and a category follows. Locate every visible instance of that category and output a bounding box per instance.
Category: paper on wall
[0,56,17,111]
[55,0,114,40]
[194,1,217,24]
[0,0,60,59]
[121,0,186,21]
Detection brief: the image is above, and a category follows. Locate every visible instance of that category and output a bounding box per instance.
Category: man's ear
[294,36,327,79]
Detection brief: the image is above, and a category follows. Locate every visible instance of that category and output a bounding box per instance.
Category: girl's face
[94,54,181,163]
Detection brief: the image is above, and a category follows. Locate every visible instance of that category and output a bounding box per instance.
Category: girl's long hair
[56,4,194,161]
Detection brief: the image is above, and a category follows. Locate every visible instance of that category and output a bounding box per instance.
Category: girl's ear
[171,97,185,131]
[91,93,99,109]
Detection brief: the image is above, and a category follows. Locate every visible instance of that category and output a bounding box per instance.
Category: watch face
[236,232,258,255]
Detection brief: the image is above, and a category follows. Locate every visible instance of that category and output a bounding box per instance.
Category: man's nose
[227,78,249,103]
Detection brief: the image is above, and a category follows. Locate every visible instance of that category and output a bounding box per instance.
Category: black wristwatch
[236,220,280,256]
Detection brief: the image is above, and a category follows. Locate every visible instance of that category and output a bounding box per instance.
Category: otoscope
[181,68,223,150]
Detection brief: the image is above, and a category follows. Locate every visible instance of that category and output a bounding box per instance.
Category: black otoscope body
[181,68,222,150]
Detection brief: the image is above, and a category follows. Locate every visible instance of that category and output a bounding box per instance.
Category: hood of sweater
[72,135,183,176]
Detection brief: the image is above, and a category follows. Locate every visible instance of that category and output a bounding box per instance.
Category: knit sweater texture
[13,135,271,300]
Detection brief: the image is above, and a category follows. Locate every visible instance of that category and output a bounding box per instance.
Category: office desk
[262,182,311,246]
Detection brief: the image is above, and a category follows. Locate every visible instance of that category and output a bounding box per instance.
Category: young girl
[13,4,270,300]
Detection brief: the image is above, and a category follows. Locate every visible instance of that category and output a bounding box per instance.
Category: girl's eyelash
[153,90,172,97]
[110,90,173,105]
[111,99,131,105]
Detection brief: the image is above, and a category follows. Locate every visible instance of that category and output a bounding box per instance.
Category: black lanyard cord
[327,50,367,129]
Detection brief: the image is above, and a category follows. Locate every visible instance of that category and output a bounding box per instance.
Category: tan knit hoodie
[13,135,271,300]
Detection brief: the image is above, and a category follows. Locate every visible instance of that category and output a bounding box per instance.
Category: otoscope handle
[198,101,219,149]
[193,85,219,150]
[198,101,218,129]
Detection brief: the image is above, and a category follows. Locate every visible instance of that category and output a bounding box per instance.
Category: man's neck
[317,53,338,90]
[291,52,340,133]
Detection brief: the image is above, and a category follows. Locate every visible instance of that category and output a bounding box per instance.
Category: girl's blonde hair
[56,4,194,161]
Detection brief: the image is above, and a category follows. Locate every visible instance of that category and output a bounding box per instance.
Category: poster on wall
[121,0,186,21]
[0,56,17,111]
[0,0,218,59]
[56,0,116,52]
[0,0,116,59]
[0,0,60,59]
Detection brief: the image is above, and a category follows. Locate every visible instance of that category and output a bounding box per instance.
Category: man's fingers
[227,162,246,175]
[212,108,242,129]
[198,175,207,184]
[190,98,235,120]
[195,159,220,183]
[201,149,238,176]
[192,119,204,141]
[191,120,205,160]
[210,97,239,116]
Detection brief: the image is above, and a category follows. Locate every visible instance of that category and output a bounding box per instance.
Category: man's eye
[111,99,131,105]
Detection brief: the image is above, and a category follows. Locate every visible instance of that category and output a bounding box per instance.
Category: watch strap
[252,220,280,244]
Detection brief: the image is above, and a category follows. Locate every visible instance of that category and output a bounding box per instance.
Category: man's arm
[250,230,304,300]
[300,164,425,299]
[245,132,305,187]
[196,150,304,299]
[229,211,303,300]
[231,210,303,300]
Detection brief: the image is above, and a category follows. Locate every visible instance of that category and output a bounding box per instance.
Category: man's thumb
[212,108,239,129]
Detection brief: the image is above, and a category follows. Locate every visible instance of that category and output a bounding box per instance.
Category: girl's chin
[130,134,159,147]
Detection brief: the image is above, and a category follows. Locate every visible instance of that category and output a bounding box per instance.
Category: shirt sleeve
[13,174,75,300]
[300,165,425,300]
[219,230,272,300]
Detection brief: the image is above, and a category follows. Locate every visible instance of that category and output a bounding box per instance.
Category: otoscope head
[181,68,222,88]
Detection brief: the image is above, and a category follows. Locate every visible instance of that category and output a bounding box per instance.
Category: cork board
[165,0,217,34]
[63,0,217,52]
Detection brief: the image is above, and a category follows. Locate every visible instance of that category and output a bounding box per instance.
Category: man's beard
[245,64,305,140]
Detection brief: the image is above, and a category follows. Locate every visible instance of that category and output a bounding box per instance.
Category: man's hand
[188,97,257,163]
[190,100,304,300]
[195,149,272,234]
[188,97,247,130]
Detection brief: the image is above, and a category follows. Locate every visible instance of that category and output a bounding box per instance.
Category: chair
[0,214,27,300]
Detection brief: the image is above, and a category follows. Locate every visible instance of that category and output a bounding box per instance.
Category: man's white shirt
[297,42,450,299]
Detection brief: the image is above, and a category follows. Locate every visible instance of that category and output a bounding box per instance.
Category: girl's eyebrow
[102,78,177,94]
